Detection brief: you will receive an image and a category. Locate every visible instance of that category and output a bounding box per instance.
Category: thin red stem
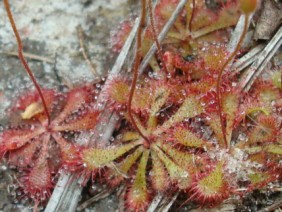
[148,0,168,74]
[280,71,282,96]
[188,0,195,32]
[128,0,150,145]
[216,15,249,148]
[4,0,51,126]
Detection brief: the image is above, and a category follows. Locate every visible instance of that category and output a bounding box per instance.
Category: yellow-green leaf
[222,92,239,144]
[158,142,196,171]
[173,127,209,148]
[126,150,150,211]
[82,141,141,170]
[152,145,191,190]
[121,131,141,142]
[156,95,203,134]
[266,144,282,155]
[150,150,169,192]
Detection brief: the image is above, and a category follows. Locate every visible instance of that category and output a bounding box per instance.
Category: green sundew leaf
[190,0,239,37]
[271,71,282,89]
[147,86,170,132]
[189,1,215,32]
[206,113,225,147]
[222,92,239,145]
[150,150,169,192]
[109,79,152,110]
[200,3,239,34]
[198,45,228,71]
[105,146,144,186]
[266,144,282,155]
[126,150,150,211]
[254,84,280,114]
[146,115,158,134]
[152,145,191,190]
[124,113,148,137]
[185,0,194,32]
[150,86,170,116]
[247,151,267,165]
[247,105,274,118]
[248,171,271,187]
[246,107,270,116]
[156,96,203,134]
[82,141,141,170]
[108,79,130,105]
[259,87,280,104]
[195,162,227,199]
[158,142,196,171]
[118,146,144,174]
[248,115,277,144]
[149,56,161,72]
[166,30,183,40]
[243,146,263,154]
[132,88,153,112]
[121,131,141,142]
[173,127,209,148]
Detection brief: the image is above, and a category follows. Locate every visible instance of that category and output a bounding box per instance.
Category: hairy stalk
[128,0,150,146]
[216,15,249,148]
[4,0,51,125]
[188,0,195,32]
[148,0,168,74]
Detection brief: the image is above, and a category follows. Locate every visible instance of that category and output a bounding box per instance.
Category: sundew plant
[0,0,281,211]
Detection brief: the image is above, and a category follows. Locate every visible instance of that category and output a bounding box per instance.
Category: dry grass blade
[147,194,163,212]
[232,44,264,72]
[110,18,140,76]
[155,192,179,212]
[240,25,282,91]
[45,173,86,212]
[1,51,54,63]
[44,172,71,211]
[228,14,253,53]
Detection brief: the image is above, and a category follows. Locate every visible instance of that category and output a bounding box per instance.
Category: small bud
[240,0,257,14]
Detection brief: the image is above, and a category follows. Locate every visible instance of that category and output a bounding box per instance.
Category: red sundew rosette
[0,86,101,202]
